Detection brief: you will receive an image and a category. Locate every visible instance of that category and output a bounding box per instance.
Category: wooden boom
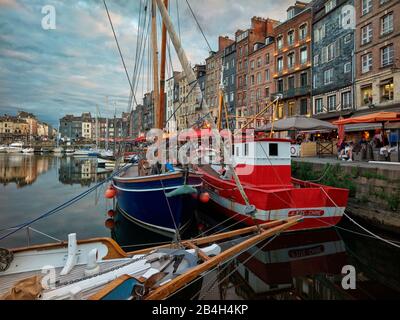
[144,215,302,300]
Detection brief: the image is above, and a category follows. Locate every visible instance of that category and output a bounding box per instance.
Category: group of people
[338,130,397,161]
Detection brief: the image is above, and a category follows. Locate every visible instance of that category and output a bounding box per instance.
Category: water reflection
[1,153,399,300]
[58,157,109,186]
[107,207,400,300]
[0,154,52,187]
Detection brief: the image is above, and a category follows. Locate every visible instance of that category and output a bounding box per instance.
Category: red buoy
[191,192,199,200]
[105,187,116,199]
[197,223,205,231]
[199,192,210,203]
[107,209,116,217]
[105,219,115,230]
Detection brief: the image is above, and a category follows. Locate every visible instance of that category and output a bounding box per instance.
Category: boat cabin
[231,138,292,187]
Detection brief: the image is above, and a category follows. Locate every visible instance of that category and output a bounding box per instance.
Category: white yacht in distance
[6,142,23,153]
[22,148,35,154]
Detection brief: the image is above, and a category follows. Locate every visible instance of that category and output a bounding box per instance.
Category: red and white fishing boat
[198,136,349,231]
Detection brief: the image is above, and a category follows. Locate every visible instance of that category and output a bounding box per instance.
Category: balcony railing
[276,86,311,99]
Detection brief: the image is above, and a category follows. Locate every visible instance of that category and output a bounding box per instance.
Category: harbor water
[0,153,399,300]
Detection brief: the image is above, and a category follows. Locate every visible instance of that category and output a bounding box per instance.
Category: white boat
[52,147,64,154]
[65,148,74,154]
[0,217,300,300]
[0,145,7,153]
[6,142,23,153]
[22,148,35,154]
[73,148,100,157]
[100,150,114,159]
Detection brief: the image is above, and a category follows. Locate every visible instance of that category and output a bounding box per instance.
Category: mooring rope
[319,187,400,249]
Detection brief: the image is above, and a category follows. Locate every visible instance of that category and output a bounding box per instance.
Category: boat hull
[199,167,349,232]
[113,172,203,233]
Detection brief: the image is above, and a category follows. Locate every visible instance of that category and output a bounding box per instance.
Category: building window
[361,53,372,73]
[381,44,394,67]
[324,69,334,85]
[300,47,308,64]
[300,99,308,115]
[288,52,295,69]
[277,103,283,119]
[288,102,295,116]
[257,57,262,68]
[265,69,270,81]
[277,36,283,50]
[300,73,308,87]
[288,30,294,46]
[314,24,326,42]
[257,72,262,84]
[277,79,284,92]
[344,34,352,44]
[277,57,283,72]
[314,54,319,66]
[315,98,323,114]
[250,60,255,70]
[265,87,270,98]
[361,85,373,105]
[362,0,372,15]
[381,78,394,102]
[299,24,307,40]
[342,91,352,109]
[325,0,336,13]
[327,95,337,111]
[381,13,393,35]
[288,76,295,90]
[288,8,295,20]
[361,24,372,45]
[344,62,351,73]
[265,53,270,64]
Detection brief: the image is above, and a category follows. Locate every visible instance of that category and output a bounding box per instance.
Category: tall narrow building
[354,0,400,113]
[273,1,312,121]
[312,0,355,121]
[236,17,278,129]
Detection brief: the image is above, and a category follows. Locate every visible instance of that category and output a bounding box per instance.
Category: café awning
[258,116,337,132]
[333,112,400,125]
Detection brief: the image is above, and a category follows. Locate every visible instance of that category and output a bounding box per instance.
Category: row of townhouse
[0,111,54,144]
[59,112,130,142]
[132,0,399,135]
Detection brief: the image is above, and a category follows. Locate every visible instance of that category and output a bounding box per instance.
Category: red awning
[333,112,400,125]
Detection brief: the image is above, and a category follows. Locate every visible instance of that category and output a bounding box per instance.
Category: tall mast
[159,0,168,130]
[155,0,252,210]
[151,0,161,129]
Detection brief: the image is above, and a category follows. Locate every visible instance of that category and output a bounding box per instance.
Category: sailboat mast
[159,0,168,130]
[151,0,161,129]
[155,0,252,208]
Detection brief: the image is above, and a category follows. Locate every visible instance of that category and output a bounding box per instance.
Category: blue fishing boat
[113,167,203,234]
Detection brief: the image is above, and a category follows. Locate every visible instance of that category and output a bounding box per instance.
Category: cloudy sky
[0,0,299,127]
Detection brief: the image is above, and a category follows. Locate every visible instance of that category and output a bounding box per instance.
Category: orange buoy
[105,219,115,230]
[107,209,116,217]
[105,187,116,199]
[199,192,210,203]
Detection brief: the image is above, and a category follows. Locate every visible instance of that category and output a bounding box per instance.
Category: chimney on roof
[218,36,234,52]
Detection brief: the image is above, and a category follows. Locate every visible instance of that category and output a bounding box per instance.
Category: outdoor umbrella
[258,116,337,132]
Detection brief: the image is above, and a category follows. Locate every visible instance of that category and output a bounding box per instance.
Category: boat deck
[0,259,132,299]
